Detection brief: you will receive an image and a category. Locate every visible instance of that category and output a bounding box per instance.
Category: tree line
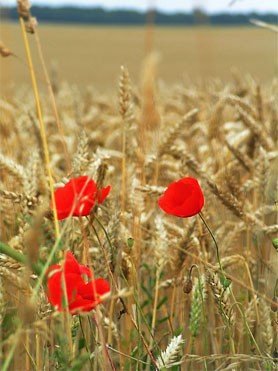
[0,6,277,26]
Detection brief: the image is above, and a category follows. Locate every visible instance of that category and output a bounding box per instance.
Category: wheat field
[0,22,277,92]
[0,6,277,371]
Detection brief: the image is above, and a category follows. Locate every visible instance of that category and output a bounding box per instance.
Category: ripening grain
[0,16,277,371]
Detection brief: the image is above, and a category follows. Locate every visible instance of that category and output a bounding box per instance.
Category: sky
[1,0,278,13]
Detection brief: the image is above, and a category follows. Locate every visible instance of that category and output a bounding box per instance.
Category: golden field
[0,22,277,92]
[0,15,277,371]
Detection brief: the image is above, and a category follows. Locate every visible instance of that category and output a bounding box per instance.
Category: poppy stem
[188,264,199,281]
[198,213,228,284]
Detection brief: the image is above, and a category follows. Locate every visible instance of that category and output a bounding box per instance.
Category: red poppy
[53,176,111,220]
[46,251,110,314]
[158,177,204,217]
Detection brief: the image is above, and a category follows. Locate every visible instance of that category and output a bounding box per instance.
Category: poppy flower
[158,177,204,217]
[53,176,111,220]
[46,251,110,314]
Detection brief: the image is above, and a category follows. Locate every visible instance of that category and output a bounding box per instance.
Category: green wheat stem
[229,297,262,355]
[0,241,43,276]
[274,278,278,297]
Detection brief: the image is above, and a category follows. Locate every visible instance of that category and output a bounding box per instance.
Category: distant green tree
[0,6,277,26]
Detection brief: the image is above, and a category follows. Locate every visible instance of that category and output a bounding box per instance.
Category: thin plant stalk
[198,212,227,283]
[229,298,262,356]
[90,216,159,369]
[146,265,161,371]
[19,17,60,240]
[93,309,116,371]
[78,316,94,370]
[1,327,21,371]
[175,244,273,306]
[35,333,40,371]
[198,215,235,353]
[33,30,72,174]
[121,128,126,226]
[25,332,30,371]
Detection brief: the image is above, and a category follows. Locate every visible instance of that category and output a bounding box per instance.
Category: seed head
[17,0,31,19]
[0,41,13,58]
[26,17,38,34]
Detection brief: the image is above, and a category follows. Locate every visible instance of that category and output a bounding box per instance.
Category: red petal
[76,282,95,301]
[64,251,82,274]
[46,270,62,310]
[78,278,110,301]
[46,255,110,313]
[69,176,97,195]
[46,264,61,277]
[52,176,110,219]
[79,265,92,278]
[46,252,85,310]
[97,185,111,204]
[158,177,204,217]
[71,176,98,216]
[64,273,84,305]
[69,295,98,313]
[94,278,111,296]
[53,184,74,220]
[68,278,110,313]
[47,270,85,311]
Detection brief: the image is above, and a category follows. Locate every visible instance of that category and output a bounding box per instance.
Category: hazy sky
[1,0,278,13]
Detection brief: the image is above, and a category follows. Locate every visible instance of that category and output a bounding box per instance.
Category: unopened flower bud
[270,297,278,312]
[127,237,134,249]
[272,237,278,250]
[183,279,193,294]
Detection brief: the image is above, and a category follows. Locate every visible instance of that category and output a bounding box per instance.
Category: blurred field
[0,22,277,92]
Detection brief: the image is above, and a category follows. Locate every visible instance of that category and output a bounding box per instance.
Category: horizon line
[0,3,277,15]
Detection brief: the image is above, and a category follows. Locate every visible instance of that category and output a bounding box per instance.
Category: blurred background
[0,0,277,91]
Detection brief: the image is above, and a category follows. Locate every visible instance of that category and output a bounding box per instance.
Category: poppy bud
[270,297,278,312]
[183,279,193,294]
[220,274,232,289]
[127,237,134,249]
[272,237,278,251]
